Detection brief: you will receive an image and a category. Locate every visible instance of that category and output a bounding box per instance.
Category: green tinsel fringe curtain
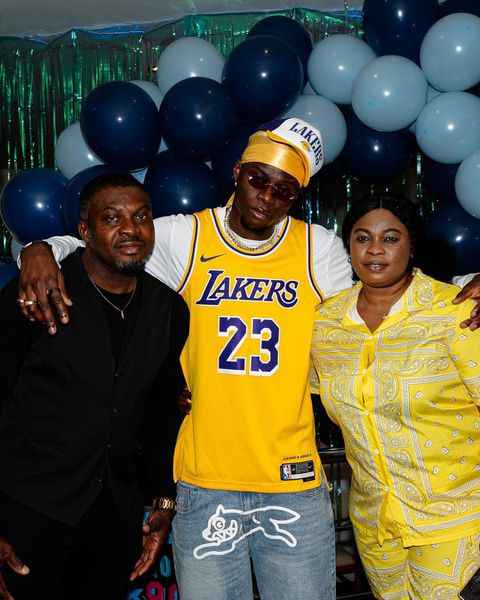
[0,8,426,258]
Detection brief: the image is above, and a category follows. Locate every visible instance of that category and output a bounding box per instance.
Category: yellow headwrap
[239,130,310,188]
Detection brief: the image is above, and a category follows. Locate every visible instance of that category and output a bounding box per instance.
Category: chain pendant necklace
[88,276,137,320]
[223,207,282,252]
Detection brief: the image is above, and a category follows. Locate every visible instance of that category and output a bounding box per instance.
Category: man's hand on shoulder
[0,536,29,599]
[453,273,480,330]
[18,242,72,335]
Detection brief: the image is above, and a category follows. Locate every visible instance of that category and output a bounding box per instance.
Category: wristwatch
[151,496,176,512]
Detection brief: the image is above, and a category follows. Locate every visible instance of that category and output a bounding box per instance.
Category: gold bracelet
[151,496,176,511]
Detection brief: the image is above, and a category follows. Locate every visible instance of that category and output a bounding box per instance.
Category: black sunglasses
[245,171,299,203]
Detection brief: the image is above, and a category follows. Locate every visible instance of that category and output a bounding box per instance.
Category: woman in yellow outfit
[311,194,480,599]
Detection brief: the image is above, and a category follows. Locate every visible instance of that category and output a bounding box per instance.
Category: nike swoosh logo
[200,253,225,263]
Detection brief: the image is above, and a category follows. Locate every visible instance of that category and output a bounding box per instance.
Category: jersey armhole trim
[177,214,199,294]
[307,224,324,303]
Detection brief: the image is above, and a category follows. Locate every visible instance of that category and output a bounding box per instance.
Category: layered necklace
[223,206,284,253]
[88,276,137,320]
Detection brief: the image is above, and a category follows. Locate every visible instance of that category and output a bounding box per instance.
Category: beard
[114,259,147,275]
[114,248,152,275]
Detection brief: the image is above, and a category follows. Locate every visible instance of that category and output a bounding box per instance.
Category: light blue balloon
[303,82,317,95]
[455,150,480,218]
[10,238,23,262]
[421,13,480,92]
[131,168,147,183]
[352,55,427,132]
[283,94,347,164]
[156,37,225,96]
[416,92,480,164]
[409,86,442,133]
[130,80,163,109]
[55,122,104,179]
[307,34,376,105]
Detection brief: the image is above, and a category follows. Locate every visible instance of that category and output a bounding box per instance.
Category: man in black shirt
[0,173,189,599]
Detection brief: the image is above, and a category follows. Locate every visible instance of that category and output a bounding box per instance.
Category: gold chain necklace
[223,207,283,252]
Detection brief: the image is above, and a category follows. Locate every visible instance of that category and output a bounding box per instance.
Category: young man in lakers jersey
[16,119,480,599]
[19,118,348,599]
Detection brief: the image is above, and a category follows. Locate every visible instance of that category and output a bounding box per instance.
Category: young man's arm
[17,213,195,333]
[310,225,353,300]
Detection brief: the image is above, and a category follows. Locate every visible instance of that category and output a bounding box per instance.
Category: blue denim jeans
[172,481,335,600]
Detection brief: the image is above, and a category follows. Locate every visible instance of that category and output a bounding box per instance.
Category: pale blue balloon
[303,82,317,95]
[156,37,225,96]
[308,34,376,105]
[455,150,480,218]
[421,13,480,92]
[352,55,427,132]
[409,86,442,133]
[10,238,23,262]
[416,92,480,164]
[131,168,147,183]
[55,122,104,179]
[131,80,163,109]
[283,95,347,164]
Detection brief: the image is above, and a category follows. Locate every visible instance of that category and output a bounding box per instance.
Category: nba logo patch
[280,460,315,482]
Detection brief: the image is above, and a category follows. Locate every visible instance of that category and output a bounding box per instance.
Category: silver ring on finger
[24,299,37,307]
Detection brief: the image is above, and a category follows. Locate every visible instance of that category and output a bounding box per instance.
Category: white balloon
[55,122,104,179]
[130,80,163,110]
[156,37,225,96]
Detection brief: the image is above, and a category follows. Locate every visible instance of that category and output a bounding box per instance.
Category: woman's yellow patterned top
[311,269,480,547]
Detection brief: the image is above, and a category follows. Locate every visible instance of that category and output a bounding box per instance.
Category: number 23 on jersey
[218,316,280,376]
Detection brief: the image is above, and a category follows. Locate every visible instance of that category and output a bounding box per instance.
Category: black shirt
[0,250,189,526]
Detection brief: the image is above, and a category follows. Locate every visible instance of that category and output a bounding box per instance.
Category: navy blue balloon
[363,0,439,64]
[144,151,219,217]
[342,114,413,181]
[1,168,67,244]
[80,81,161,171]
[223,35,303,124]
[422,157,459,201]
[424,199,480,279]
[211,124,257,199]
[0,262,19,290]
[439,0,480,18]
[159,77,237,160]
[248,16,312,85]
[64,165,124,236]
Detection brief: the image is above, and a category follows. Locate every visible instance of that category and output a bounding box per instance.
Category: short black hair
[79,172,148,220]
[341,193,425,268]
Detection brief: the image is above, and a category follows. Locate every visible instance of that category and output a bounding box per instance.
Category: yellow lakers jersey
[174,208,323,492]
